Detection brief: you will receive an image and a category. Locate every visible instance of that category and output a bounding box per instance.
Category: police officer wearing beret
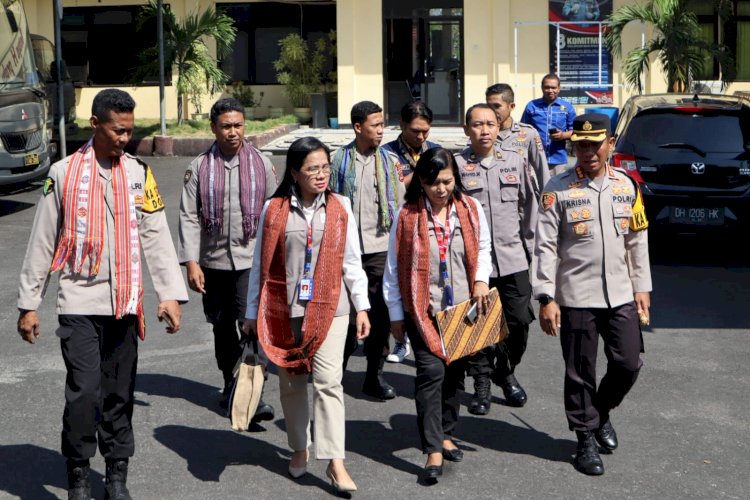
[532,113,652,476]
[455,104,538,415]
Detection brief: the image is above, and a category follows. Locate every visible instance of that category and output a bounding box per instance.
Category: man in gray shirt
[330,101,406,400]
[178,98,277,419]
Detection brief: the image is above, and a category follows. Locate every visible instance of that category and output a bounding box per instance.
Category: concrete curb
[65,123,300,157]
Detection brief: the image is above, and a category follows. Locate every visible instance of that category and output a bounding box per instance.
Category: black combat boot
[104,459,132,500]
[66,459,91,500]
[469,374,491,415]
[499,373,528,407]
[362,355,396,400]
[573,431,604,476]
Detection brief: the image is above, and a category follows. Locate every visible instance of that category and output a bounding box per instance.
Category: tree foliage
[604,0,735,93]
[133,0,237,124]
[273,31,336,107]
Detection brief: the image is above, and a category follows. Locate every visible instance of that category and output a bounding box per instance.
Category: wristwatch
[538,294,555,305]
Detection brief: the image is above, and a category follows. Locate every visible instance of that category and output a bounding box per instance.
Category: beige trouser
[278,315,348,460]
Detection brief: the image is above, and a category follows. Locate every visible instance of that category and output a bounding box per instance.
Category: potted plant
[229,81,264,120]
[273,33,326,123]
[316,30,338,127]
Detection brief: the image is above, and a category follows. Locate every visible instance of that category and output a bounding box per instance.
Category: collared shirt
[532,165,652,308]
[383,196,492,321]
[350,149,406,254]
[497,119,549,196]
[454,146,538,278]
[177,149,277,271]
[18,154,188,315]
[520,96,577,165]
[382,136,441,171]
[245,192,370,320]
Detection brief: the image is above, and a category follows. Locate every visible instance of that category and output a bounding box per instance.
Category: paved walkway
[261,125,471,155]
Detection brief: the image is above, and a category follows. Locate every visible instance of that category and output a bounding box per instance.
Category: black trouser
[58,315,138,461]
[560,302,643,431]
[466,271,534,378]
[202,267,268,388]
[343,252,391,373]
[408,316,468,454]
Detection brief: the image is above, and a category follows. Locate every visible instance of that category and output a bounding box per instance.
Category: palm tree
[133,0,237,124]
[604,0,735,93]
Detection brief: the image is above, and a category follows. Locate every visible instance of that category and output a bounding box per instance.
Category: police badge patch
[542,192,556,210]
[42,177,55,196]
[183,169,192,184]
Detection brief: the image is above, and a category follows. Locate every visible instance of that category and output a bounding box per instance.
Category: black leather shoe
[469,374,491,415]
[500,374,528,407]
[252,400,275,423]
[423,464,443,481]
[442,447,464,462]
[574,431,604,476]
[363,380,396,400]
[595,419,618,453]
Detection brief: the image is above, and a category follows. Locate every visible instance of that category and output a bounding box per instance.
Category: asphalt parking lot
[1,156,748,499]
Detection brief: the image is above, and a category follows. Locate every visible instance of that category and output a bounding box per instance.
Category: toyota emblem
[691,162,706,175]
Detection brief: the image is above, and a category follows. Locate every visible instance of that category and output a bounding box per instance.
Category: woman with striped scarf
[244,137,370,494]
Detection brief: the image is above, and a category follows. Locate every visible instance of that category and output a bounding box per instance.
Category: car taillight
[612,153,644,184]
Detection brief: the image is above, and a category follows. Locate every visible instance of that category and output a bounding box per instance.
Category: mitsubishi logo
[691,162,706,175]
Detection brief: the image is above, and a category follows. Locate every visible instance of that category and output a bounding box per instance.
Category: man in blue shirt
[521,74,577,176]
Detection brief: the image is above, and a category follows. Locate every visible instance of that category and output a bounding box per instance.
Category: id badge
[298,277,314,301]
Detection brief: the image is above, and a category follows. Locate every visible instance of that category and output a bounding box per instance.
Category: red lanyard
[433,216,450,267]
[303,221,313,277]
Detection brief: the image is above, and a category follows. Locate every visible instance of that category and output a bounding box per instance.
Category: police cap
[570,113,610,142]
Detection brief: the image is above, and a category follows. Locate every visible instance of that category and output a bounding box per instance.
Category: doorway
[383,2,463,125]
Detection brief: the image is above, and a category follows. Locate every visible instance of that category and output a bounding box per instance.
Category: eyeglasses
[301,164,332,176]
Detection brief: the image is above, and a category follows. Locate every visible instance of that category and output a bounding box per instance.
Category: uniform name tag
[299,278,314,301]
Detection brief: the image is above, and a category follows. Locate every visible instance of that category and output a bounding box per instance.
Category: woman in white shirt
[244,137,370,494]
[383,147,492,482]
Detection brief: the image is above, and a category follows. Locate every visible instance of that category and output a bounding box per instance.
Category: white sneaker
[386,340,410,363]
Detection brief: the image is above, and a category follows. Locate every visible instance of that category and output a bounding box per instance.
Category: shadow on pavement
[136,373,225,416]
[0,199,36,217]
[153,425,331,495]
[0,444,105,499]
[345,414,424,479]
[457,413,574,463]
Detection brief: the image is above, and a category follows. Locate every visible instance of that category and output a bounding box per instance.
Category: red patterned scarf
[396,196,480,362]
[257,193,348,374]
[51,139,145,337]
[198,139,266,241]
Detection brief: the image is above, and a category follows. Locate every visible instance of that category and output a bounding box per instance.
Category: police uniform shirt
[532,165,652,308]
[351,149,406,254]
[454,145,538,278]
[177,148,277,271]
[245,193,371,320]
[497,119,549,197]
[18,153,189,315]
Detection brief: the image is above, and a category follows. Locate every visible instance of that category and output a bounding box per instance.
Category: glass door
[422,12,463,124]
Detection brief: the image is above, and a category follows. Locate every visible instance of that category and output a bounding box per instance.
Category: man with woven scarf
[17,89,188,500]
[178,98,277,417]
[331,101,406,400]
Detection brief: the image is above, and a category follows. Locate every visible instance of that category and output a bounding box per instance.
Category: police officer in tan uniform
[485,83,549,197]
[178,98,277,419]
[330,101,406,400]
[16,89,188,500]
[533,113,651,476]
[455,103,538,415]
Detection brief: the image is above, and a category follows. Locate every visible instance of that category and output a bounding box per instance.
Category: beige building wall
[27,0,750,122]
[336,0,384,126]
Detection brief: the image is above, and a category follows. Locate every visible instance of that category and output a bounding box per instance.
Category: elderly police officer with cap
[533,113,651,476]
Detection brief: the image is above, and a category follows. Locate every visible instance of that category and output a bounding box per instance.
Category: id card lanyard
[432,212,453,307]
[298,220,314,301]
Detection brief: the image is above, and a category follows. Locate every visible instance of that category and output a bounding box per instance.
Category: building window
[217,2,335,85]
[692,0,750,81]
[61,6,161,86]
